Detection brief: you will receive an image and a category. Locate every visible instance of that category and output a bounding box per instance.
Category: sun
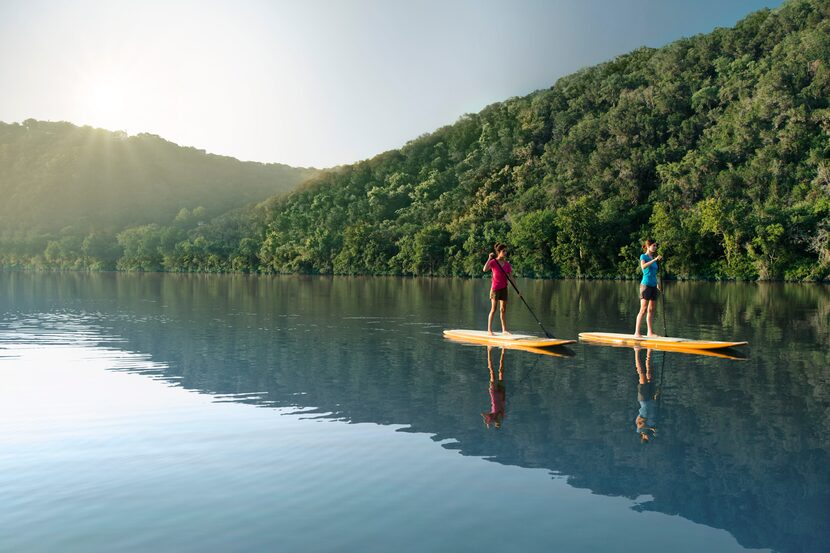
[79,76,134,129]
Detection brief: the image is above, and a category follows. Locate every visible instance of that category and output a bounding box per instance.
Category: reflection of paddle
[490,256,554,338]
[516,346,544,388]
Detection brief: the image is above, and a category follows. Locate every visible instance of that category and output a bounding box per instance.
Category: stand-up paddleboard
[444,329,575,349]
[579,332,747,351]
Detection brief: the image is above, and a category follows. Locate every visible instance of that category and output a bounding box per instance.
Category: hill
[0,120,318,232]
[0,120,318,269]
[248,0,829,281]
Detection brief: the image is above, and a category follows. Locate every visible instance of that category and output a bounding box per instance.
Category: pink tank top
[487,259,512,290]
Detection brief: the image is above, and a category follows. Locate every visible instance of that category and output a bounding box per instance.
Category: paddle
[489,254,555,339]
[658,245,668,338]
[658,246,668,409]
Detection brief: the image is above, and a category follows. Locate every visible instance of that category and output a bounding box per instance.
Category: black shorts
[490,287,508,301]
[640,285,659,301]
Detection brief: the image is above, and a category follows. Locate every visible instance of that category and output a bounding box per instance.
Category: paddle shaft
[658,251,667,337]
[657,265,669,337]
[658,251,668,409]
[489,256,554,338]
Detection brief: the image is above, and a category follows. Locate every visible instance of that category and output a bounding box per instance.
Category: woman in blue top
[634,239,662,338]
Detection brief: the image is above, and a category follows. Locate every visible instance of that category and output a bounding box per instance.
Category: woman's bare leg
[488,298,498,335]
[634,298,648,338]
[499,300,509,334]
[646,300,658,336]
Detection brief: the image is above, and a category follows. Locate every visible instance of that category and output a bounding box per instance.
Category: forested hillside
[3,0,829,280]
[251,0,830,281]
[0,120,317,269]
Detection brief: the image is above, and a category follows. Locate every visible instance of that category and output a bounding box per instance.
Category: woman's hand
[488,252,495,259]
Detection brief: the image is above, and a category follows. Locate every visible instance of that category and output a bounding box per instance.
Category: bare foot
[647,333,660,337]
[502,330,511,335]
[633,334,643,339]
[488,330,494,336]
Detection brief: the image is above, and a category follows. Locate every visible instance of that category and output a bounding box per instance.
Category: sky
[0,0,785,168]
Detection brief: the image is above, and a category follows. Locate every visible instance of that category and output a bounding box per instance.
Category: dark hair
[494,242,507,254]
[642,238,657,253]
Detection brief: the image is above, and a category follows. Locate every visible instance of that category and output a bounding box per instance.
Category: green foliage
[82,232,123,270]
[412,225,451,275]
[245,0,830,282]
[0,121,318,234]
[332,223,398,275]
[507,210,557,277]
[0,121,316,271]
[116,225,165,272]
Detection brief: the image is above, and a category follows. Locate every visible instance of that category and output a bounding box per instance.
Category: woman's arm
[640,255,662,269]
[483,254,494,272]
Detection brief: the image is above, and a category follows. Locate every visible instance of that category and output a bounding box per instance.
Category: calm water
[1,272,828,553]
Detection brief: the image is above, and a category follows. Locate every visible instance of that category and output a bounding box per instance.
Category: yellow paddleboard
[444,329,575,348]
[578,332,747,350]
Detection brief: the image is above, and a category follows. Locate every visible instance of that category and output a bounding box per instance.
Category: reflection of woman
[634,347,658,442]
[482,346,506,429]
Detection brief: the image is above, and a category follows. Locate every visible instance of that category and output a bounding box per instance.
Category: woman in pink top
[483,242,513,335]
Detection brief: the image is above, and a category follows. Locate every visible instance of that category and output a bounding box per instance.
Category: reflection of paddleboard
[507,344,576,358]
[579,332,748,350]
[580,341,747,360]
[652,346,747,360]
[444,335,575,358]
[443,329,575,348]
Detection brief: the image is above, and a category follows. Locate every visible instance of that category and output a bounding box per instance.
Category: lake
[1,272,828,553]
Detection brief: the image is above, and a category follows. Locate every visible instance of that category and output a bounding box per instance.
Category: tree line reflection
[1,272,828,553]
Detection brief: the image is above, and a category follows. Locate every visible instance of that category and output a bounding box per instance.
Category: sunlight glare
[80,76,134,130]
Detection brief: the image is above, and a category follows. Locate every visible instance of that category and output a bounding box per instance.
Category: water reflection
[633,348,658,443]
[1,272,828,553]
[482,347,506,429]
